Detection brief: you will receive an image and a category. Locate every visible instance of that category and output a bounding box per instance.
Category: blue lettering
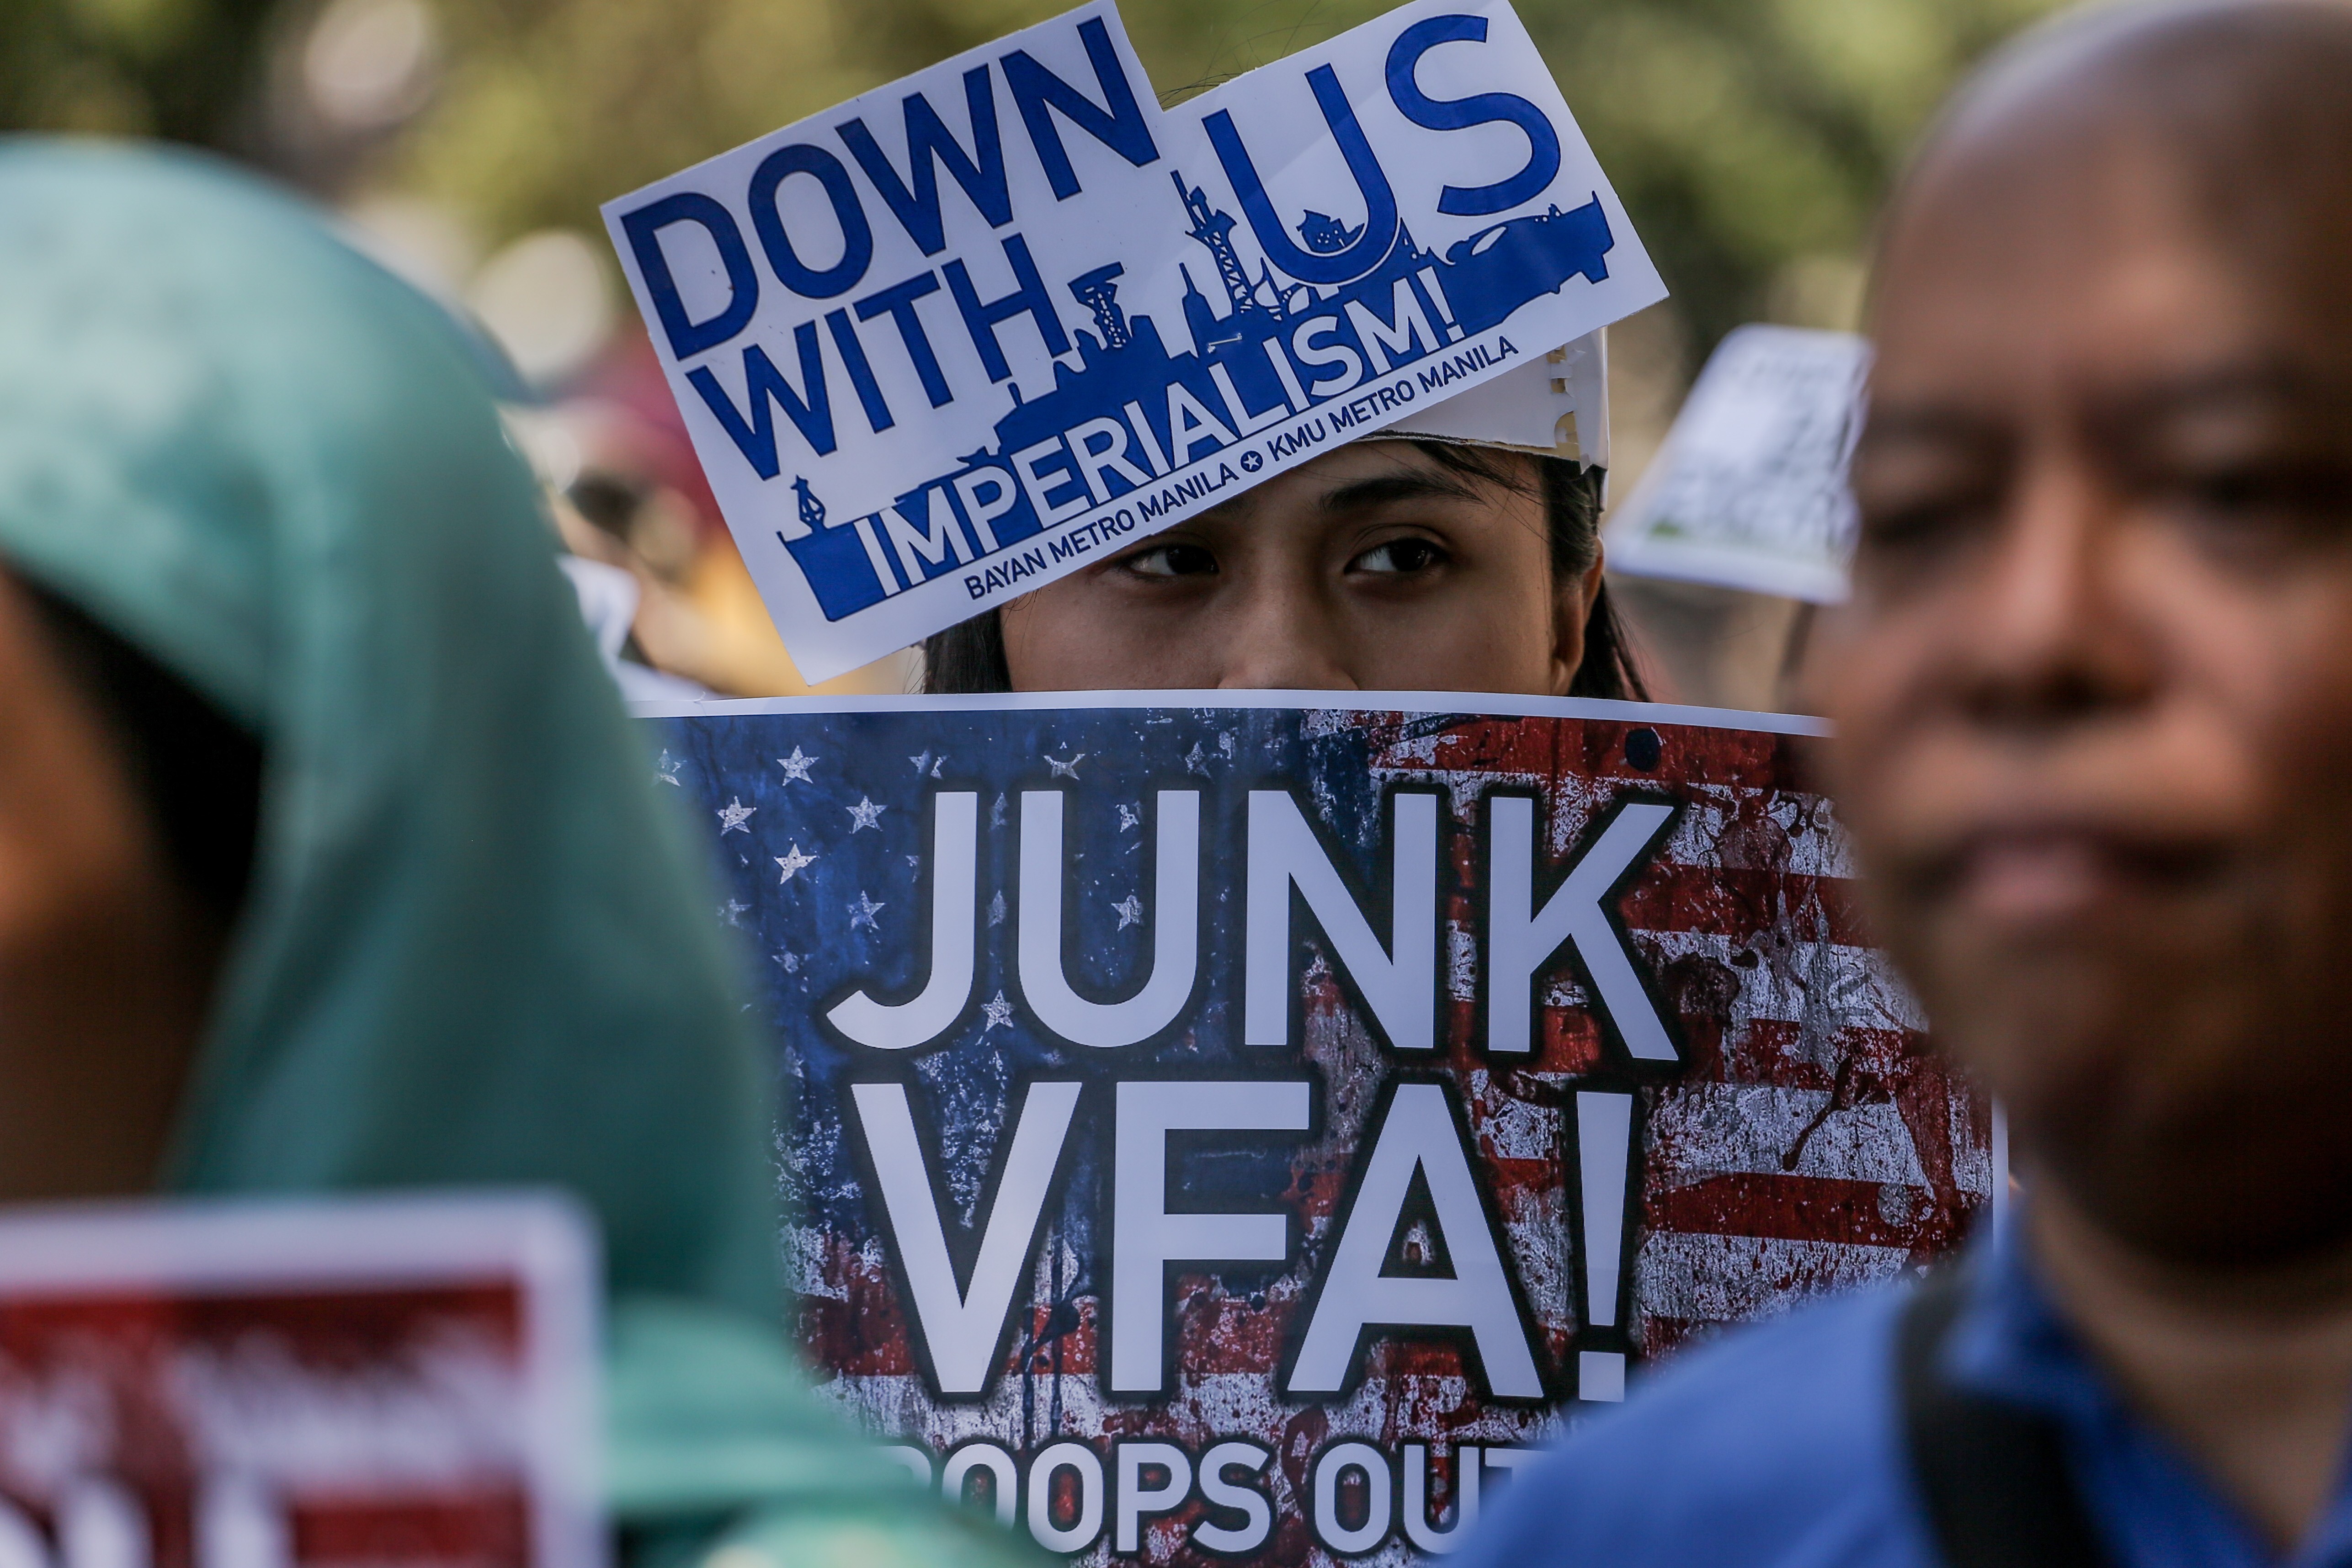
[1203,66,1398,286]
[942,233,1071,383]
[881,488,974,581]
[1012,435,1092,525]
[836,66,1013,257]
[1385,16,1562,218]
[1342,277,1441,374]
[1001,16,1160,201]
[853,272,954,408]
[1292,314,1364,399]
[824,309,894,432]
[620,192,759,359]
[747,143,874,299]
[686,324,836,477]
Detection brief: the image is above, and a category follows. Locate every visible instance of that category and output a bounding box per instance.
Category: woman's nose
[1213,578,1359,691]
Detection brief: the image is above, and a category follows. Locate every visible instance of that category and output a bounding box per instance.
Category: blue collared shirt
[1458,1220,2352,1568]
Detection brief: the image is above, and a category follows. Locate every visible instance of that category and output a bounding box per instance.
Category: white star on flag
[717,898,749,927]
[656,750,685,786]
[776,747,818,784]
[717,798,756,834]
[988,891,1007,927]
[1114,894,1144,930]
[982,991,1015,1031]
[910,751,947,777]
[1046,751,1086,778]
[848,891,885,932]
[1184,742,1208,776]
[1116,803,1140,832]
[846,796,887,831]
[775,844,816,884]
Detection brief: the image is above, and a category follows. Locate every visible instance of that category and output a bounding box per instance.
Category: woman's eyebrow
[1317,472,1485,514]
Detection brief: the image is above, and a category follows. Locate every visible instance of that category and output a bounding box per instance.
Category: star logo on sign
[846,796,887,832]
[776,747,818,784]
[775,844,816,884]
[717,898,749,927]
[848,890,885,932]
[717,798,756,835]
[656,750,685,787]
[1113,894,1144,930]
[982,990,1015,1031]
[1047,752,1086,779]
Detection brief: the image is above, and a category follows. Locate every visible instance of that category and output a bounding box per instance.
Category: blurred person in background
[1458,2,2352,1565]
[0,138,1028,1568]
[541,329,921,700]
[921,440,1648,696]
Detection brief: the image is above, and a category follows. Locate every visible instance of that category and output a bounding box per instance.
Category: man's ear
[1549,554,1607,696]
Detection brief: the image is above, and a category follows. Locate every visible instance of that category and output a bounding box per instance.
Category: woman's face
[0,573,218,1199]
[1000,441,1601,693]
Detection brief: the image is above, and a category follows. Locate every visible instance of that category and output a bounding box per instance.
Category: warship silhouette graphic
[780,176,1616,621]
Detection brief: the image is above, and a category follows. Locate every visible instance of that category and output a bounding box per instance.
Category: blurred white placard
[1605,324,1869,602]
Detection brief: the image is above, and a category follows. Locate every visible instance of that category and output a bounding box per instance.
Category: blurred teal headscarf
[0,138,1027,1568]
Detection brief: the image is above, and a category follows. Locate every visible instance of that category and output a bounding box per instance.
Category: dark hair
[14,574,265,926]
[921,441,1649,699]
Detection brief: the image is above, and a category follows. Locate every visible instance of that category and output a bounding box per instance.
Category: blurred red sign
[0,1197,600,1568]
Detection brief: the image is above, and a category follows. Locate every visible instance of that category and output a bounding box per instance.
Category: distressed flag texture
[657,697,1991,1565]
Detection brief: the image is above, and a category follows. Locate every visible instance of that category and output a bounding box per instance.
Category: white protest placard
[1603,324,1870,603]
[603,0,1666,681]
[0,1194,601,1568]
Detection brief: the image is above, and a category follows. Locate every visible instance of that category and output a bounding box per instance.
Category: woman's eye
[1350,538,1447,574]
[1119,542,1218,578]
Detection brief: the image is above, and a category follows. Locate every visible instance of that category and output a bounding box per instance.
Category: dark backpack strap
[1897,1265,2115,1568]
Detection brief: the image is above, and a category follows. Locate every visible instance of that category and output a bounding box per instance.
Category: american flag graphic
[658,698,1991,1565]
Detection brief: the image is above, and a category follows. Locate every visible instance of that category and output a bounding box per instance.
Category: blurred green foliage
[2,0,2069,366]
[0,0,279,146]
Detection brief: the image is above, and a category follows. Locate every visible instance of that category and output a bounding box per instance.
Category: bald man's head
[1819,0,2352,1267]
[1887,0,2352,332]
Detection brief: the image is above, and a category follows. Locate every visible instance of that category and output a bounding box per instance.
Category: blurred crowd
[12,0,2352,1566]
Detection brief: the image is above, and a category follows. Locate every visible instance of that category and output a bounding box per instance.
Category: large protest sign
[0,1197,600,1568]
[648,693,1991,1564]
[604,1,1666,681]
[1604,326,1871,603]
